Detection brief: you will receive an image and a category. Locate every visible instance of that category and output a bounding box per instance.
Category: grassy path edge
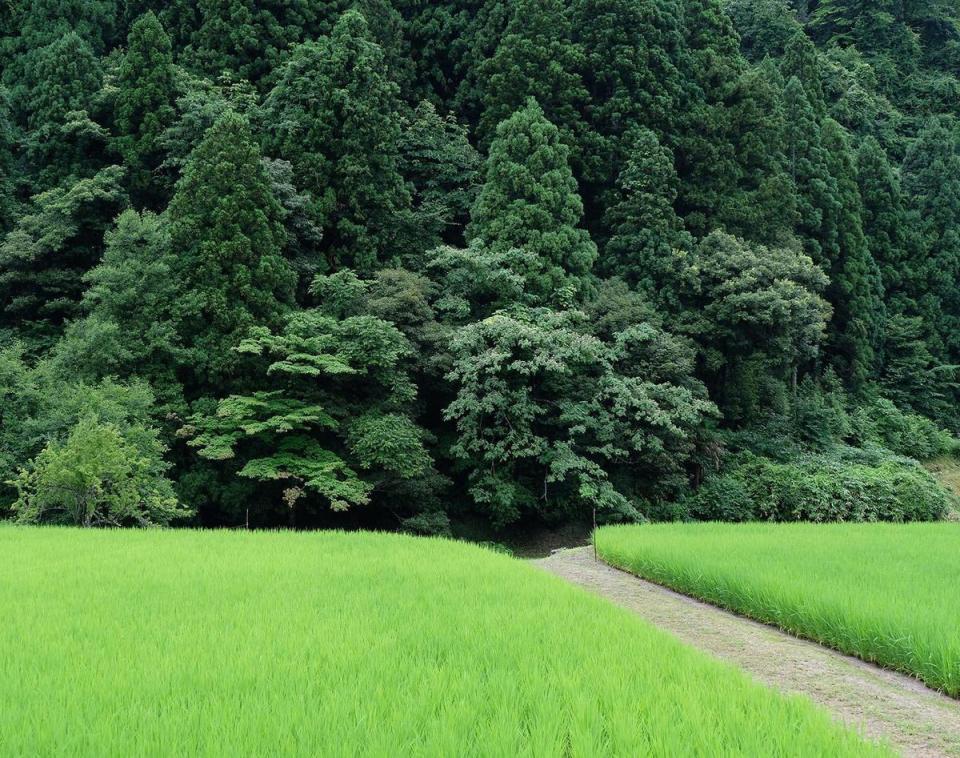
[536,546,960,758]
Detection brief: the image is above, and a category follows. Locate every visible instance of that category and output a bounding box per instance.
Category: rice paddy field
[0,527,887,756]
[597,522,960,697]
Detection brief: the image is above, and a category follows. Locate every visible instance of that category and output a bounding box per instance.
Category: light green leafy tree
[10,415,187,527]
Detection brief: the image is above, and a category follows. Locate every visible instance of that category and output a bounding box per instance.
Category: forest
[2,0,960,534]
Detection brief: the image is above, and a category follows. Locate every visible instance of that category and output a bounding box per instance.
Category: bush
[10,415,188,527]
[850,398,954,461]
[686,452,954,522]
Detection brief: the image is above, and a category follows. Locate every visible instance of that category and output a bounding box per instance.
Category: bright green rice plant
[597,522,960,697]
[0,527,886,756]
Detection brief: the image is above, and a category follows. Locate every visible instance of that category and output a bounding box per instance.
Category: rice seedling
[0,527,885,756]
[597,521,960,697]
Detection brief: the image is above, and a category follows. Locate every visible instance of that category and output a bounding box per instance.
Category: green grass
[0,527,885,756]
[597,522,960,697]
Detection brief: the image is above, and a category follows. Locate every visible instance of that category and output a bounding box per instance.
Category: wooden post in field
[245,508,249,530]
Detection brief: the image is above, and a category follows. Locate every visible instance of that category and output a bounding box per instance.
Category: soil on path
[533,546,960,758]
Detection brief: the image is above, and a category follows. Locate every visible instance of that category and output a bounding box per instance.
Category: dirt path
[533,547,960,758]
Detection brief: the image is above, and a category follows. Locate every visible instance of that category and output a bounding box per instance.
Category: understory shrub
[685,453,954,522]
[850,398,955,460]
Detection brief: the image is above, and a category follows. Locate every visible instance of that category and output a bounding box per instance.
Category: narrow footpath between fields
[533,547,960,758]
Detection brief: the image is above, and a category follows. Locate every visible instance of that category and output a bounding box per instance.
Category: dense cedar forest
[2,0,960,533]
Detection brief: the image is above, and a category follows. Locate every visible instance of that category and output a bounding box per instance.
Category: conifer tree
[0,88,16,234]
[821,118,885,387]
[571,0,686,192]
[165,0,317,84]
[468,100,597,305]
[901,117,960,361]
[600,128,690,297]
[262,10,412,274]
[167,112,296,386]
[672,0,746,233]
[783,76,835,264]
[113,11,177,208]
[856,136,914,298]
[474,0,592,173]
[23,32,105,190]
[781,33,827,116]
[722,59,798,246]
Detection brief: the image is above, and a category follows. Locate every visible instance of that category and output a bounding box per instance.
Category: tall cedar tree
[856,136,914,299]
[571,0,686,183]
[600,128,689,297]
[722,59,798,246]
[474,0,592,175]
[901,117,960,361]
[674,0,745,234]
[167,111,296,387]
[263,10,412,275]
[113,12,177,208]
[23,32,104,191]
[821,119,884,387]
[0,89,16,234]
[783,76,835,265]
[468,99,597,304]
[781,33,828,116]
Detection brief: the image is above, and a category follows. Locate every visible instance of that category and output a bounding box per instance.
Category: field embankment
[596,522,960,697]
[0,527,886,756]
[536,546,960,758]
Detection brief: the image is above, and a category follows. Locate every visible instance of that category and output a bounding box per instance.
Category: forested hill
[2,0,960,532]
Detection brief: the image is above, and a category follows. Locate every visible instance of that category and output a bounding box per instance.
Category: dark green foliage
[163,0,322,84]
[167,111,295,386]
[781,33,828,115]
[722,60,798,246]
[3,0,960,530]
[113,12,177,207]
[673,0,746,233]
[600,128,690,292]
[0,167,127,349]
[398,101,481,247]
[468,99,597,304]
[820,118,884,386]
[856,136,914,296]
[782,76,834,263]
[571,0,685,188]
[686,453,952,522]
[0,88,16,235]
[262,10,412,273]
[444,307,715,526]
[22,32,105,190]
[474,0,591,170]
[901,117,960,362]
[188,301,435,525]
[683,231,831,410]
[880,313,958,420]
[728,0,803,62]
